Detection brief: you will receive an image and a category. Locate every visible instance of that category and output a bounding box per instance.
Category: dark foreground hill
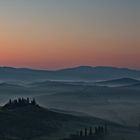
[0,98,119,140]
[1,98,140,140]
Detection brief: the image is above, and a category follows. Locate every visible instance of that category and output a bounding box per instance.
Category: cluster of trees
[3,97,37,109]
[61,125,108,140]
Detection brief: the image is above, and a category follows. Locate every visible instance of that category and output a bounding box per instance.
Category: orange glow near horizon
[0,36,140,70]
[0,1,140,70]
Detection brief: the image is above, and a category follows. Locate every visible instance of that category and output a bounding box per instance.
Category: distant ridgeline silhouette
[61,125,108,140]
[3,98,38,109]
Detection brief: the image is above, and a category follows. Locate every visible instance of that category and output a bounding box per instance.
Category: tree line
[3,97,37,109]
[61,124,108,140]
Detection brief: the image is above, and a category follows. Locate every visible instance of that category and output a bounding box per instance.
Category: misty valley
[0,66,140,140]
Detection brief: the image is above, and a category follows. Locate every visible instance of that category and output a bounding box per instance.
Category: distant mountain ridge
[0,66,140,81]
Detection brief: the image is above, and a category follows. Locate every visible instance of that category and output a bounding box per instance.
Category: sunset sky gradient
[0,0,140,69]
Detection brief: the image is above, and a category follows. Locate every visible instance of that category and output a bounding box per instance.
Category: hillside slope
[0,103,114,140]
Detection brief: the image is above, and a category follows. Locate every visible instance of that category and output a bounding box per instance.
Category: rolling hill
[0,66,140,82]
[0,99,122,140]
[95,78,140,87]
[124,82,140,89]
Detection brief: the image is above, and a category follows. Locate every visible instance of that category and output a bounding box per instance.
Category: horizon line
[0,65,139,71]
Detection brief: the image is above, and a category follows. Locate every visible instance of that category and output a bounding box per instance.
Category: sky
[0,0,140,70]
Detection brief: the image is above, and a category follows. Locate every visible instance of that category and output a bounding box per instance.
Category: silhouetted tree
[95,127,98,135]
[80,130,83,136]
[9,99,12,104]
[84,128,87,136]
[14,99,18,104]
[27,97,30,104]
[31,98,36,105]
[104,123,107,135]
[89,127,93,136]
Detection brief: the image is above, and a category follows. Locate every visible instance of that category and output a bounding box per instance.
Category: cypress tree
[89,127,93,136]
[85,128,87,136]
[31,98,36,105]
[27,98,30,104]
[80,130,83,136]
[9,99,12,104]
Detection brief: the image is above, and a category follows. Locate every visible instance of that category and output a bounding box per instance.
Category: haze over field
[0,66,140,127]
